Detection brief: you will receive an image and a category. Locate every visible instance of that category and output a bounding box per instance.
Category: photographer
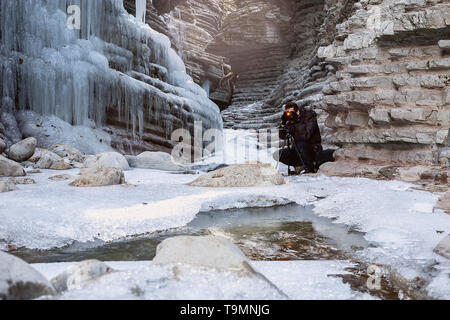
[278,102,323,174]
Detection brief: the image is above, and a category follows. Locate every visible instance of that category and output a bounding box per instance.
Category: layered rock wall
[314,0,450,183]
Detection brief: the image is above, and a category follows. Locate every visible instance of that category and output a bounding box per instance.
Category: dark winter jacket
[280,109,323,153]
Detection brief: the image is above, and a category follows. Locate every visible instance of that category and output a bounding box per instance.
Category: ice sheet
[31,260,375,300]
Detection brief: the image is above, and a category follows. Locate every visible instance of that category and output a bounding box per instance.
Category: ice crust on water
[0,0,222,147]
[31,260,375,300]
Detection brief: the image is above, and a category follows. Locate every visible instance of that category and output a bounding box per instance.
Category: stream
[11,203,405,299]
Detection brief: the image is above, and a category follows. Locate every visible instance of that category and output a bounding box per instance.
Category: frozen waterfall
[0,0,222,153]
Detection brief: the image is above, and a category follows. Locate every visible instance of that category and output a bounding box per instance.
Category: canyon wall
[314,0,450,186]
[201,0,450,186]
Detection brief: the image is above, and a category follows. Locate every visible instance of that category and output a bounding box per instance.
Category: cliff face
[161,1,227,92]
[315,0,450,185]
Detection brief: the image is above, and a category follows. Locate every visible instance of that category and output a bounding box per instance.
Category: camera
[281,111,298,124]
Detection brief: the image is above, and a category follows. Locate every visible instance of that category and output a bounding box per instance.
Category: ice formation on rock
[136,0,147,24]
[0,0,222,153]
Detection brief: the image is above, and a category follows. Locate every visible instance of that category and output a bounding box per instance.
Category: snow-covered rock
[434,235,450,259]
[10,177,35,185]
[8,137,37,162]
[29,148,61,163]
[0,155,25,177]
[49,161,72,171]
[34,261,287,300]
[189,163,285,187]
[153,236,254,272]
[18,111,115,156]
[32,260,374,300]
[0,138,5,154]
[51,260,113,293]
[31,149,63,169]
[0,251,55,300]
[49,144,85,163]
[84,152,130,171]
[125,152,184,171]
[0,111,22,144]
[70,166,125,187]
[0,179,16,193]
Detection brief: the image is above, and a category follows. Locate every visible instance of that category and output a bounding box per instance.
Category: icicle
[136,0,147,24]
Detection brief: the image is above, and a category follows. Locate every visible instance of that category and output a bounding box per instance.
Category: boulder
[0,138,5,154]
[29,148,61,163]
[0,179,16,193]
[31,149,63,169]
[51,260,113,293]
[9,177,35,185]
[49,144,85,163]
[434,235,450,259]
[125,151,184,171]
[0,155,26,177]
[0,251,55,300]
[49,161,72,170]
[84,152,130,171]
[153,236,253,272]
[188,163,285,188]
[8,137,37,162]
[70,166,125,187]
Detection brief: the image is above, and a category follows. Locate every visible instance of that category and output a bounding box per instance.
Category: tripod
[276,130,306,175]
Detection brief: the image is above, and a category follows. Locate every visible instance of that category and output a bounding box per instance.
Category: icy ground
[1,165,449,298]
[31,260,374,300]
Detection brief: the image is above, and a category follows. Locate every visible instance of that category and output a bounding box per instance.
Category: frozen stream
[12,204,366,263]
[11,202,401,299]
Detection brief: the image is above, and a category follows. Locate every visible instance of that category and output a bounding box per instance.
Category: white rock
[70,166,125,187]
[0,155,26,177]
[0,179,16,193]
[0,251,55,300]
[49,160,72,171]
[49,144,85,163]
[189,163,285,187]
[29,148,61,163]
[125,151,184,171]
[8,137,37,162]
[434,235,450,259]
[51,260,113,293]
[153,235,253,272]
[31,149,63,169]
[84,152,130,171]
